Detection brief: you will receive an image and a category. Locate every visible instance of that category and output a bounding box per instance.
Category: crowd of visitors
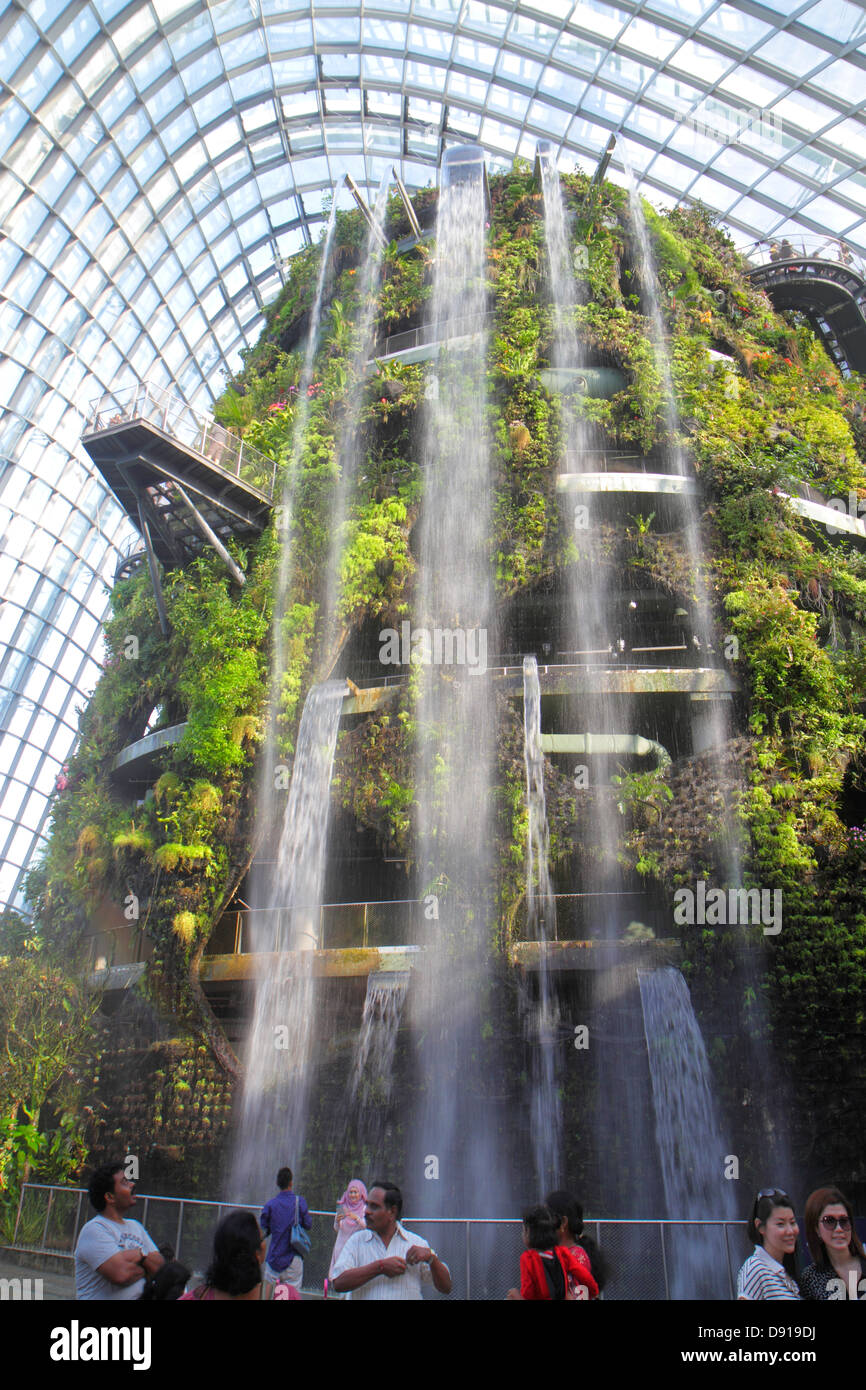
[71,1160,863,1302]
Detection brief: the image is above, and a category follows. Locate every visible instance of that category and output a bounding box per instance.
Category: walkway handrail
[740,235,866,280]
[371,309,495,360]
[9,1182,748,1299]
[83,381,278,500]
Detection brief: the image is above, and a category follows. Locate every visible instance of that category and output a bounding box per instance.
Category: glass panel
[808,60,863,106]
[802,0,866,43]
[757,30,825,78]
[54,9,100,67]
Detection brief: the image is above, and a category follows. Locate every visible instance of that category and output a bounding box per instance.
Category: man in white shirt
[330,1182,452,1300]
[74,1163,164,1300]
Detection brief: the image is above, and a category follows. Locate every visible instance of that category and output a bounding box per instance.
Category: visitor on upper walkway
[260,1165,311,1294]
[329,1178,367,1279]
[545,1188,608,1294]
[330,1182,451,1300]
[736,1189,801,1300]
[799,1186,866,1300]
[74,1162,164,1300]
[180,1209,267,1301]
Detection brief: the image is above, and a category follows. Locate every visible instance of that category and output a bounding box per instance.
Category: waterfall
[258,198,339,844]
[322,175,390,663]
[639,967,736,1299]
[409,162,506,1215]
[522,656,562,1189]
[625,173,790,1184]
[232,680,346,1198]
[541,156,661,1219]
[624,176,727,747]
[347,971,409,1161]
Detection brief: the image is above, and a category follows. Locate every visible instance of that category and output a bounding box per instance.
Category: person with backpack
[260,1166,312,1295]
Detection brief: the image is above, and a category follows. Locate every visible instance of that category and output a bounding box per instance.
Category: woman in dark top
[180,1209,267,1301]
[799,1187,866,1301]
[545,1189,609,1293]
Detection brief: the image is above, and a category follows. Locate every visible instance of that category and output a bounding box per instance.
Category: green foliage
[0,955,98,1193]
[338,486,419,624]
[168,557,270,776]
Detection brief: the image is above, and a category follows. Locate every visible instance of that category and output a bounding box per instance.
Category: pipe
[136,496,169,637]
[539,732,671,769]
[391,168,422,239]
[344,174,388,247]
[591,134,617,187]
[174,482,246,586]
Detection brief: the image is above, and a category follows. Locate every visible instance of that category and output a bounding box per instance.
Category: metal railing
[208,898,422,954]
[206,889,667,954]
[741,234,866,281]
[562,450,668,474]
[8,1183,753,1300]
[84,382,278,500]
[371,310,495,361]
[344,643,706,688]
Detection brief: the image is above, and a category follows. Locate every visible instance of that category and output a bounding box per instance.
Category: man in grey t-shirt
[74,1163,164,1300]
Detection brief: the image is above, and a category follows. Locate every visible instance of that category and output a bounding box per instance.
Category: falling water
[624,176,727,743]
[262,198,337,783]
[625,173,790,1185]
[639,968,736,1298]
[347,971,409,1159]
[410,159,505,1216]
[255,197,339,853]
[322,176,391,668]
[232,680,346,1198]
[522,655,562,1189]
[541,156,660,1219]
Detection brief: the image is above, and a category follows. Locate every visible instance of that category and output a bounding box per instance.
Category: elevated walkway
[777,481,866,544]
[201,945,419,982]
[111,721,188,780]
[557,470,698,497]
[743,238,866,375]
[343,665,739,713]
[82,383,275,581]
[511,938,681,971]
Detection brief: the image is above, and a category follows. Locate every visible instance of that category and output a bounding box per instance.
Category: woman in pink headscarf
[329,1180,367,1278]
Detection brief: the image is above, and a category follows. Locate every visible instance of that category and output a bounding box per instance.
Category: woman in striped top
[736,1189,802,1300]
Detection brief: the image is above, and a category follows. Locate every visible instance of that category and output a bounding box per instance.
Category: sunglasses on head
[820,1214,851,1231]
[757,1188,792,1203]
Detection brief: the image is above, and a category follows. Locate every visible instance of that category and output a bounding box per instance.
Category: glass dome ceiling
[2,0,866,911]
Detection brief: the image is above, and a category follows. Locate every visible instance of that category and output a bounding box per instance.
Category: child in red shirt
[510,1205,599,1300]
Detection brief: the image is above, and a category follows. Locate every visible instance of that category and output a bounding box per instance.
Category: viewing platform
[556,470,698,497]
[777,481,866,544]
[200,945,419,982]
[340,663,739,713]
[743,237,866,375]
[511,939,682,972]
[82,382,275,577]
[111,721,188,781]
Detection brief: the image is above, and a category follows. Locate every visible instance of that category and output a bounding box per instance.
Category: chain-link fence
[9,1184,755,1299]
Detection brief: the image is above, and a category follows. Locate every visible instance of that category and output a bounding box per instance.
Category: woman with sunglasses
[800,1187,866,1300]
[736,1189,801,1299]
